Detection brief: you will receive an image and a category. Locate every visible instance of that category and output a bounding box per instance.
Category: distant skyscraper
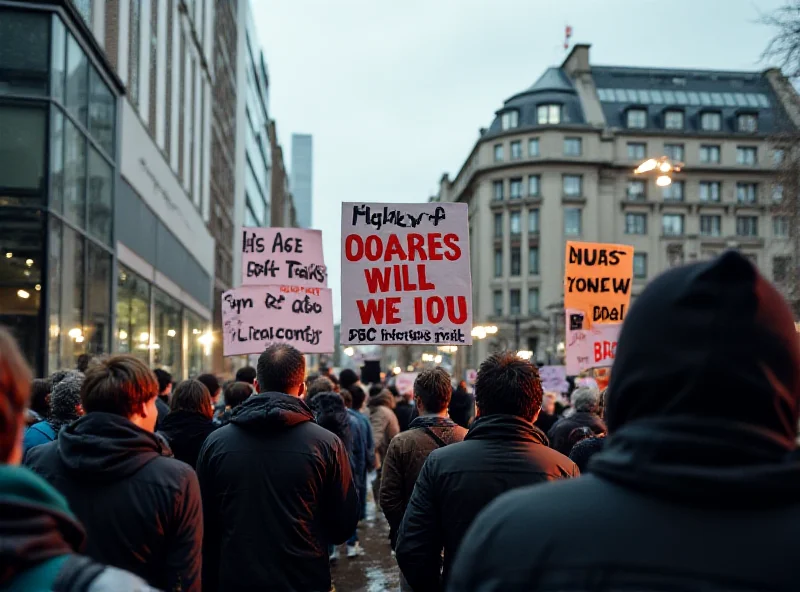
[291,134,313,228]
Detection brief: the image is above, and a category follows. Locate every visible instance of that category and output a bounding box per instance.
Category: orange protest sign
[564,241,634,325]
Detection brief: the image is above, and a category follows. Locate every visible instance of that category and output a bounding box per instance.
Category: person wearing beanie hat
[448,252,800,592]
[22,372,84,456]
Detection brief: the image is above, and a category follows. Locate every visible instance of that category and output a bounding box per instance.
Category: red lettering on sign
[443,234,462,261]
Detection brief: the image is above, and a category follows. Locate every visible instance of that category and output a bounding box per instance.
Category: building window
[501,110,519,130]
[493,290,503,316]
[493,180,504,201]
[773,216,790,239]
[737,146,757,166]
[564,137,582,156]
[625,213,647,235]
[529,247,539,275]
[627,142,646,161]
[116,266,151,363]
[494,249,503,277]
[772,184,784,203]
[737,113,758,133]
[664,143,684,162]
[510,140,522,160]
[564,208,582,236]
[633,253,647,279]
[528,209,540,235]
[66,31,89,125]
[185,308,210,379]
[510,247,521,276]
[736,216,758,237]
[537,104,561,125]
[529,138,540,157]
[701,112,722,131]
[153,288,183,377]
[736,183,758,204]
[528,175,540,197]
[128,0,142,110]
[699,181,721,202]
[510,178,523,199]
[72,0,92,26]
[626,109,647,129]
[510,211,521,235]
[663,214,684,236]
[0,10,49,97]
[494,144,503,162]
[773,149,785,166]
[563,175,583,197]
[700,145,721,164]
[700,215,722,237]
[88,68,116,157]
[528,288,540,315]
[493,213,503,238]
[510,289,521,315]
[774,256,792,283]
[664,110,684,130]
[627,180,646,201]
[662,181,684,201]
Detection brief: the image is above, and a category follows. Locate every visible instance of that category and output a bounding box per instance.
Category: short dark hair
[474,352,543,421]
[347,384,366,410]
[170,379,213,418]
[414,368,452,413]
[0,328,31,462]
[339,368,359,390]
[82,355,158,418]
[153,368,172,394]
[224,381,252,409]
[368,384,383,398]
[256,344,306,393]
[30,378,50,418]
[235,366,257,385]
[339,388,353,408]
[196,373,220,397]
[76,353,92,373]
[307,377,335,404]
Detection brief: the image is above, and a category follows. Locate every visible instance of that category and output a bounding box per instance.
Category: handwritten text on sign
[340,203,473,345]
[241,228,327,287]
[565,309,621,374]
[564,241,634,324]
[221,285,334,355]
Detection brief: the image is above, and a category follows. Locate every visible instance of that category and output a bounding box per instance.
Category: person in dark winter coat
[567,389,608,473]
[23,372,84,455]
[396,352,578,592]
[212,380,252,427]
[369,388,400,507]
[196,344,359,592]
[547,386,606,455]
[533,391,559,434]
[381,368,468,552]
[153,368,172,429]
[25,355,203,592]
[448,251,800,592]
[159,379,217,469]
[26,377,50,427]
[345,383,375,523]
[447,381,475,429]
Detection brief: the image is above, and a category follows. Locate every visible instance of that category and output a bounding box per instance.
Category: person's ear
[298,382,306,397]
[531,408,540,423]
[253,379,260,393]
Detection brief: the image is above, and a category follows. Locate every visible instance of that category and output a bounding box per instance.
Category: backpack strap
[419,426,448,449]
[52,554,106,592]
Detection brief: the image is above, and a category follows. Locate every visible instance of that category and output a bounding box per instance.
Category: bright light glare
[25,259,33,267]
[634,159,657,174]
[656,175,672,187]
[434,355,443,364]
[343,347,355,357]
[139,332,150,342]
[16,289,29,299]
[406,365,414,372]
[68,328,82,339]
[75,336,84,343]
[119,330,129,340]
[517,350,534,360]
[167,329,177,337]
[34,284,41,291]
[659,161,672,173]
[392,366,402,375]
[5,252,11,259]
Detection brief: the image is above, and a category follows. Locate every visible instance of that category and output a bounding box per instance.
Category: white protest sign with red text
[340,202,473,346]
[241,228,327,288]
[564,309,621,375]
[221,285,334,355]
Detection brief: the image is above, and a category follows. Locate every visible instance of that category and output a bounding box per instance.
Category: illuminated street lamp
[634,155,682,187]
[471,325,498,340]
[516,350,534,360]
[343,347,355,357]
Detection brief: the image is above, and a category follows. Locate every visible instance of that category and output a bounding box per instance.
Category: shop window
[116,266,151,363]
[59,226,85,369]
[66,34,88,125]
[154,288,183,378]
[84,243,111,356]
[0,105,47,206]
[48,220,62,374]
[186,308,210,378]
[88,147,113,244]
[64,118,87,229]
[89,67,115,157]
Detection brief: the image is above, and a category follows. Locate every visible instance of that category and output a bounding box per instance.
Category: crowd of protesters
[3,252,800,590]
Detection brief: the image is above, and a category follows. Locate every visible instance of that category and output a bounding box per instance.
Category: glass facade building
[243,30,271,228]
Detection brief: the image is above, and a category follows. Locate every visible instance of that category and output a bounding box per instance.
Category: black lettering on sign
[348,328,377,342]
[566,276,630,295]
[287,261,327,284]
[292,295,323,314]
[223,294,254,314]
[568,245,626,266]
[351,205,448,231]
[247,260,280,279]
[271,232,304,253]
[242,231,265,253]
[593,305,625,322]
[569,313,584,331]
[265,293,285,310]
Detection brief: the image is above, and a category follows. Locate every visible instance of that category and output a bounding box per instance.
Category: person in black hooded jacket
[196,343,359,592]
[448,251,800,592]
[395,352,577,591]
[25,355,203,592]
[159,379,217,469]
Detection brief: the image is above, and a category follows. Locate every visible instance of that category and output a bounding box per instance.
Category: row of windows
[623,109,759,133]
[494,210,540,237]
[500,105,563,131]
[492,288,541,317]
[625,212,789,239]
[627,142,763,165]
[492,175,582,200]
[495,138,541,161]
[597,88,770,109]
[626,179,777,204]
[493,246,541,277]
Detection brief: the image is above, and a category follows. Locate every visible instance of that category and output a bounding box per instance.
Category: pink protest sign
[241,228,327,287]
[221,285,334,355]
[565,309,621,375]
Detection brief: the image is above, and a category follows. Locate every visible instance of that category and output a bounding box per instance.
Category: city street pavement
[331,481,401,592]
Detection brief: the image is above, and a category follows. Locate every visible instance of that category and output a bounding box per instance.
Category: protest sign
[465,368,477,386]
[221,285,334,355]
[539,366,569,393]
[394,372,418,396]
[340,202,473,345]
[565,309,621,374]
[564,241,633,325]
[241,227,327,287]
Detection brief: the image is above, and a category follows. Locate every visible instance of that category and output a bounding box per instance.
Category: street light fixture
[516,350,534,360]
[471,325,498,340]
[634,155,682,188]
[343,347,355,357]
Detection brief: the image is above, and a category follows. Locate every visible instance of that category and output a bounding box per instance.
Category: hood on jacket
[466,414,548,446]
[159,410,215,442]
[594,251,800,506]
[56,412,167,481]
[0,465,86,585]
[230,392,314,431]
[309,393,351,450]
[368,390,395,410]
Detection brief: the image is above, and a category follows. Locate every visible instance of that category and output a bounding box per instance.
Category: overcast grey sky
[252,0,785,320]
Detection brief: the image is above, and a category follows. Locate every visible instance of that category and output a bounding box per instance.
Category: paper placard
[465,369,477,386]
[565,309,621,374]
[222,285,334,355]
[564,241,633,325]
[340,202,473,345]
[241,227,327,287]
[539,365,569,393]
[394,372,418,396]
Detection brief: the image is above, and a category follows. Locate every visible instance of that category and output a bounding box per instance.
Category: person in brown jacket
[369,388,401,507]
[380,368,467,554]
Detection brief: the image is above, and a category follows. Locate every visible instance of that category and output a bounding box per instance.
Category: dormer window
[737,113,758,133]
[701,111,722,131]
[537,104,561,125]
[626,108,647,129]
[664,110,684,130]
[501,110,519,130]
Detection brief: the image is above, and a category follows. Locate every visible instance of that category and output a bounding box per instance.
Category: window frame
[664,110,684,130]
[510,140,522,160]
[662,214,685,236]
[564,137,582,157]
[700,111,722,132]
[501,110,519,130]
[537,103,562,125]
[627,142,646,161]
[493,144,503,162]
[624,213,647,235]
[564,207,582,237]
[563,174,583,197]
[699,181,721,203]
[633,253,648,279]
[736,216,759,238]
[626,108,648,129]
[737,113,758,133]
[700,144,721,164]
[700,214,722,237]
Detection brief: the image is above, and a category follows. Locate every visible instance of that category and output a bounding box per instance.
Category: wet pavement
[331,482,401,592]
